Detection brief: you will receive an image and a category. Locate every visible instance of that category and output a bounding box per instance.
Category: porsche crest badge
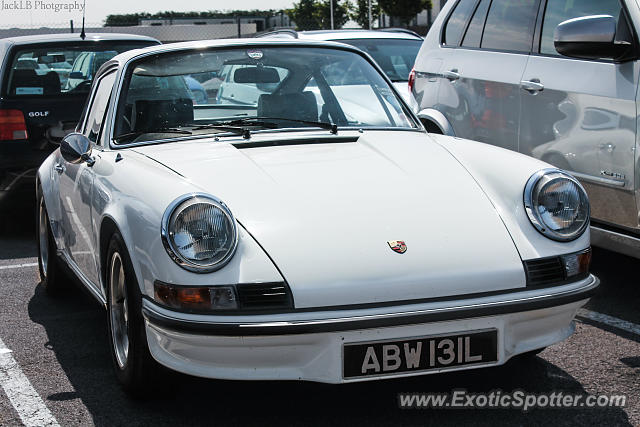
[387,240,407,254]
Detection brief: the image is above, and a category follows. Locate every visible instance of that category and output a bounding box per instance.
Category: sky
[0,0,295,28]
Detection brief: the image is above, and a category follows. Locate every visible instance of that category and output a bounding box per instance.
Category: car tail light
[0,109,28,141]
[408,67,416,94]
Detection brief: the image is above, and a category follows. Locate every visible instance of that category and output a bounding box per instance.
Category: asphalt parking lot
[0,188,638,426]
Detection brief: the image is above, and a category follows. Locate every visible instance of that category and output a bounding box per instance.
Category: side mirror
[69,71,85,79]
[60,133,94,166]
[554,15,633,62]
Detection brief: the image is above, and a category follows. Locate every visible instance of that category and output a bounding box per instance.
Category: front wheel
[106,232,158,395]
[36,194,64,295]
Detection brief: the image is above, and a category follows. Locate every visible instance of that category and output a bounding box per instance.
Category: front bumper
[143,275,598,383]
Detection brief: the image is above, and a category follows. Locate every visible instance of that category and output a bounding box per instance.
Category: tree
[378,0,431,26]
[288,0,322,30]
[351,0,380,29]
[317,0,352,29]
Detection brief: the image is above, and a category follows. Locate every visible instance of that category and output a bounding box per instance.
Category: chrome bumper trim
[142,275,599,336]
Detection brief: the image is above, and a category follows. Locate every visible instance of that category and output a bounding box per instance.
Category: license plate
[343,329,498,379]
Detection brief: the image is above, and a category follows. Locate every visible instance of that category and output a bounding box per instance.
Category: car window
[4,41,157,97]
[481,0,539,52]
[335,39,423,82]
[540,0,623,55]
[83,72,116,144]
[113,47,418,144]
[443,0,478,46]
[462,0,491,48]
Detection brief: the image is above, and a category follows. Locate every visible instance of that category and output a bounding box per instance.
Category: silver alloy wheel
[109,252,130,369]
[38,202,49,278]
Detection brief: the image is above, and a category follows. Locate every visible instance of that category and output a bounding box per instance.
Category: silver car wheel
[38,202,49,278]
[109,252,129,370]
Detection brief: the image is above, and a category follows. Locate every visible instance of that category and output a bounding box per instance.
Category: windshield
[5,41,157,97]
[334,38,422,82]
[113,46,418,144]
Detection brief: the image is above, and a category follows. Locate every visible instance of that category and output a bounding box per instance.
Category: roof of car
[105,38,374,67]
[257,28,423,41]
[0,33,159,46]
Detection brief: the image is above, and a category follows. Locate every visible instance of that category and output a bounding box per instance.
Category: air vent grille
[524,257,566,287]
[236,282,293,310]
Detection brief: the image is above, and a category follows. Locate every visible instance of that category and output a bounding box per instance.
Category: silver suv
[412,0,640,258]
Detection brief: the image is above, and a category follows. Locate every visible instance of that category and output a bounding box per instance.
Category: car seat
[257,91,318,122]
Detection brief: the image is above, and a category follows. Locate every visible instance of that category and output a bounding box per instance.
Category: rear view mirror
[60,133,94,166]
[234,67,280,84]
[554,15,633,62]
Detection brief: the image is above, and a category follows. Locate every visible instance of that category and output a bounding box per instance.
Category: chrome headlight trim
[524,168,590,242]
[161,193,239,273]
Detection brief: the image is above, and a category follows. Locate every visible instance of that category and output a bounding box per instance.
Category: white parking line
[577,309,640,337]
[0,263,38,271]
[1,168,36,192]
[0,337,59,427]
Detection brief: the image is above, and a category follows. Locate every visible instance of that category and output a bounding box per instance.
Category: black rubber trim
[232,136,358,149]
[142,277,599,336]
[591,220,640,239]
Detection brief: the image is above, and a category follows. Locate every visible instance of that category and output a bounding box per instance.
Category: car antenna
[80,0,86,40]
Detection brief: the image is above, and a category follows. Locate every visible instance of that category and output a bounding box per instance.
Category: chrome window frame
[105,42,424,151]
[79,67,118,147]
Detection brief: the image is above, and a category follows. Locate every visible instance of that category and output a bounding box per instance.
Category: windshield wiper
[114,128,192,143]
[186,123,254,139]
[222,117,338,135]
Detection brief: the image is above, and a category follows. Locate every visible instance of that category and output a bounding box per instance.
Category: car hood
[135,130,525,308]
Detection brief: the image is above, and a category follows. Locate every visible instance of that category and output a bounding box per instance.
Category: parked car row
[1,10,630,394]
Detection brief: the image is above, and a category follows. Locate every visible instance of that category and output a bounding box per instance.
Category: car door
[434,0,540,152]
[519,0,639,231]
[58,71,116,286]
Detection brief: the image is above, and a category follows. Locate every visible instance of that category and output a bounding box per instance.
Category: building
[139,14,293,33]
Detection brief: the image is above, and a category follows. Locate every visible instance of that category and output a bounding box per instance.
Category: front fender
[94,150,284,299]
[37,151,64,247]
[430,134,590,260]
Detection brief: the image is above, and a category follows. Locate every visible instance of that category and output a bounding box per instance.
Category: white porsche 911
[36,39,598,393]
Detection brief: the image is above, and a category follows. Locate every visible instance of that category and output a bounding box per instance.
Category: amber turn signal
[154,281,237,311]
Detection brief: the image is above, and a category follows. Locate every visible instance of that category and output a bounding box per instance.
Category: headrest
[257,91,318,123]
[134,98,194,132]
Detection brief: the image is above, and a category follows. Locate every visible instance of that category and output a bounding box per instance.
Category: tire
[105,232,158,395]
[421,119,443,134]
[36,192,64,295]
[518,347,546,360]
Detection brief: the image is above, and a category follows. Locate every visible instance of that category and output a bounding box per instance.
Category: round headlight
[524,169,590,242]
[161,194,238,273]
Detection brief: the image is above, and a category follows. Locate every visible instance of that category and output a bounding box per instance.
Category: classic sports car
[36,39,598,393]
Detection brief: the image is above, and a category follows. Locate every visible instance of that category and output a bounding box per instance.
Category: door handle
[521,79,544,93]
[443,69,460,81]
[54,163,65,174]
